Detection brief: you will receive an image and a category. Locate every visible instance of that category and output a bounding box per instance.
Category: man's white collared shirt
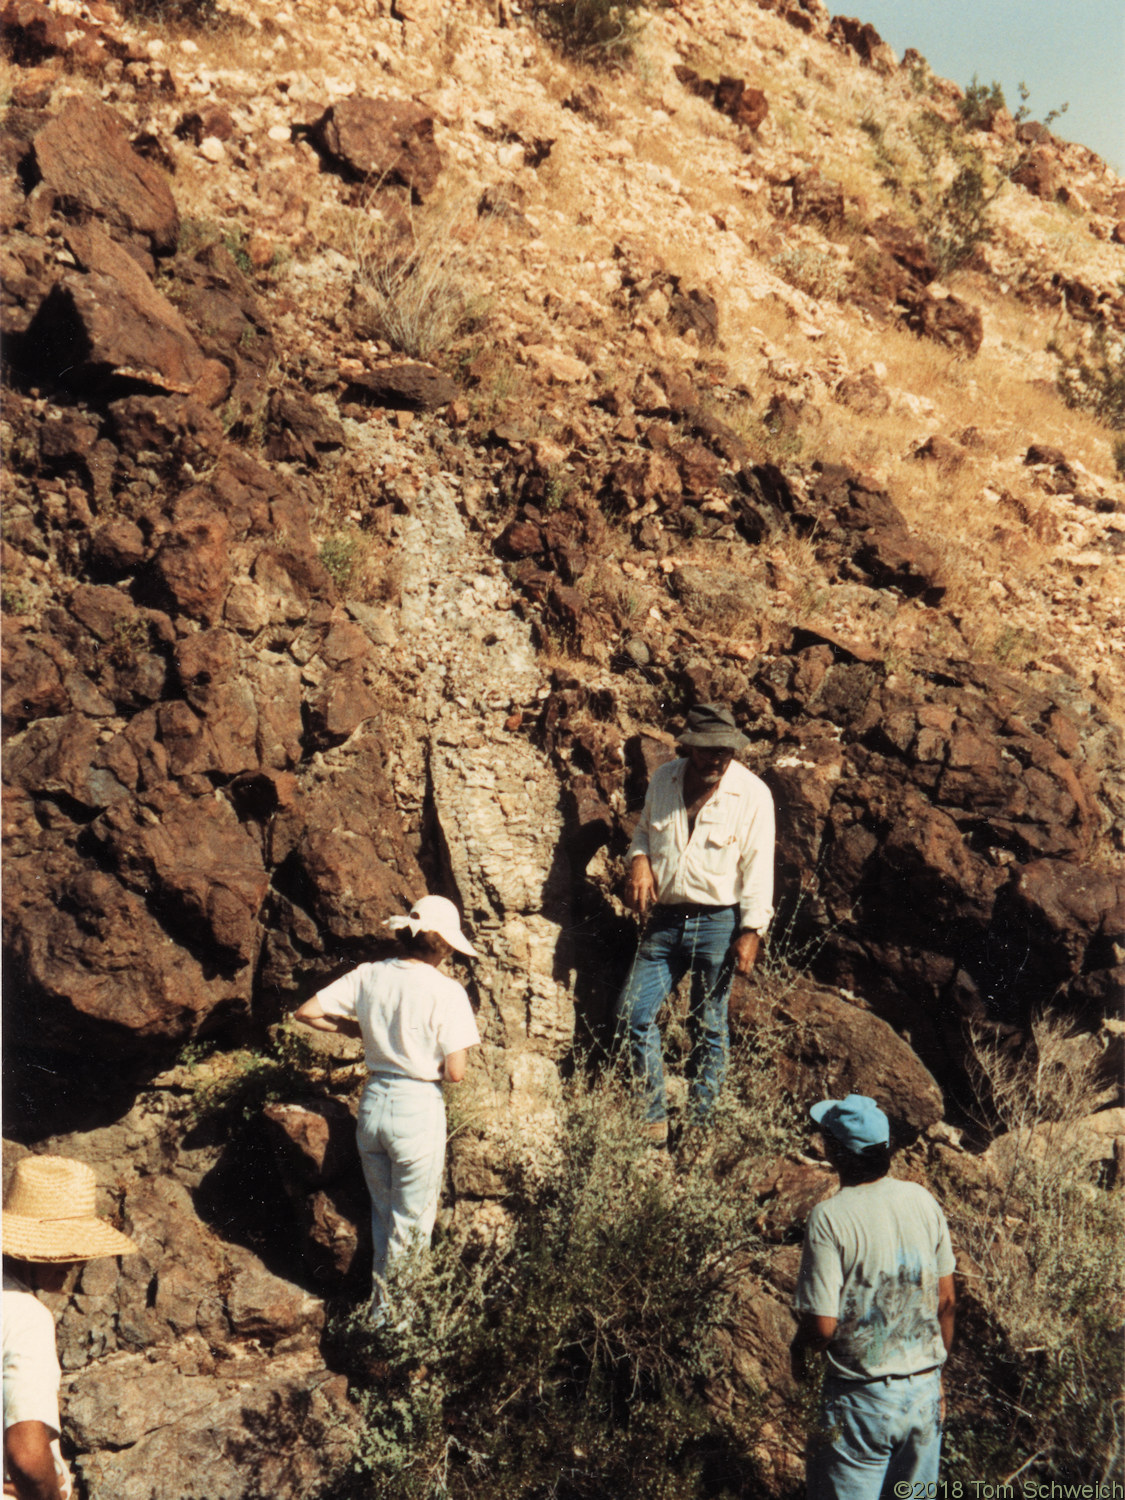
[627,757,775,934]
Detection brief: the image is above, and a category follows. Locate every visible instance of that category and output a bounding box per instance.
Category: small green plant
[320,533,363,592]
[105,615,151,669]
[529,0,649,63]
[116,0,217,21]
[187,1026,319,1127]
[868,87,1068,278]
[958,75,1007,131]
[222,227,254,277]
[769,245,848,302]
[1050,324,1125,431]
[1,584,30,614]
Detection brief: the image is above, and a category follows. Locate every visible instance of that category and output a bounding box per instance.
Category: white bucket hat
[386,895,477,957]
[3,1155,138,1263]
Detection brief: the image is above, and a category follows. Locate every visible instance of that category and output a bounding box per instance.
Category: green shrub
[320,533,363,592]
[942,1016,1125,1485]
[1051,324,1125,431]
[328,1070,770,1499]
[958,76,1007,131]
[116,0,218,24]
[186,1026,320,1127]
[530,0,650,64]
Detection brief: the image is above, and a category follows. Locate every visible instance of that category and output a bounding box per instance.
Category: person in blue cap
[790,1094,956,1500]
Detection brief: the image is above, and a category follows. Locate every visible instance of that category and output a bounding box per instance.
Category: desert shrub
[116,0,218,24]
[942,1016,1125,1485]
[186,1026,320,1127]
[769,246,847,302]
[1114,437,1125,479]
[328,1070,769,1499]
[869,88,1066,278]
[1050,323,1125,431]
[348,206,485,362]
[320,532,364,592]
[529,0,649,64]
[958,76,1006,131]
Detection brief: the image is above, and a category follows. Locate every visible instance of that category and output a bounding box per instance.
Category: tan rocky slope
[1,0,1123,1494]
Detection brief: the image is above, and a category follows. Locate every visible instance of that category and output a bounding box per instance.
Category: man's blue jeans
[614,904,738,1123]
[807,1370,944,1500]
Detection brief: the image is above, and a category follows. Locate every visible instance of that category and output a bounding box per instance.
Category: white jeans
[356,1074,447,1295]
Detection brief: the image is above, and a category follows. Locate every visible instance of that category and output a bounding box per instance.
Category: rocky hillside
[2,0,1123,1494]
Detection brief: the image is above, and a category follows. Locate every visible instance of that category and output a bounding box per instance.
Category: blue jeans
[614,905,738,1123]
[808,1371,943,1500]
[356,1074,447,1297]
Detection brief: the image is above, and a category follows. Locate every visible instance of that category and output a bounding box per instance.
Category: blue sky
[852,0,1125,172]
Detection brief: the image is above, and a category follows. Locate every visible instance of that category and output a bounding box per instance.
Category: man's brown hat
[3,1155,137,1263]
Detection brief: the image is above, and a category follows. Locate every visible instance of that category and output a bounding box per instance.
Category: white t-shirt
[316,958,480,1081]
[794,1177,955,1381]
[2,1272,74,1499]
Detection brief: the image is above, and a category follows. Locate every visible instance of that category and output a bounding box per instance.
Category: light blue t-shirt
[795,1177,955,1380]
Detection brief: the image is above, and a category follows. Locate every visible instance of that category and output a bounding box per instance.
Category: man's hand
[732,930,761,974]
[624,855,656,916]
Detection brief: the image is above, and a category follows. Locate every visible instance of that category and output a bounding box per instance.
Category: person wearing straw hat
[3,1154,137,1500]
[615,703,775,1144]
[790,1095,956,1500]
[293,895,481,1308]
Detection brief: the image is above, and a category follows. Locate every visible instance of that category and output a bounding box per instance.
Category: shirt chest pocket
[695,826,737,872]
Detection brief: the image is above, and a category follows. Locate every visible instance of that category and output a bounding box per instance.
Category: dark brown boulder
[714,75,769,132]
[266,390,346,465]
[0,0,67,63]
[806,465,945,599]
[731,976,945,1137]
[262,1098,357,1188]
[24,226,205,394]
[344,361,459,411]
[150,505,233,623]
[4,866,247,1049]
[835,370,891,416]
[996,860,1125,1001]
[827,14,892,67]
[790,169,845,227]
[88,785,269,970]
[309,97,442,200]
[1011,146,1060,201]
[902,290,983,356]
[1,629,67,727]
[33,96,179,253]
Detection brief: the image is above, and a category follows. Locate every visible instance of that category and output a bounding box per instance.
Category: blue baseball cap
[810,1094,889,1151]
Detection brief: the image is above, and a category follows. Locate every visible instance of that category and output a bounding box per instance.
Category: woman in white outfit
[293,896,481,1301]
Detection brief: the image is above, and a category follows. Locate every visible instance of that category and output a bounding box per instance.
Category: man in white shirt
[616,703,775,1142]
[790,1095,956,1500]
[3,1155,137,1500]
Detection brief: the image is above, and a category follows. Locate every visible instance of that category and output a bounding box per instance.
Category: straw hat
[3,1155,137,1263]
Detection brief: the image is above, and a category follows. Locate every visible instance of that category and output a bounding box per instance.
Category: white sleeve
[3,1298,62,1435]
[436,985,481,1057]
[737,781,775,935]
[314,966,364,1020]
[793,1208,843,1318]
